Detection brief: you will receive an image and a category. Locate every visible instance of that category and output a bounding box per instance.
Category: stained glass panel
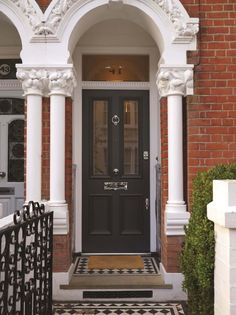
[0,98,24,115]
[8,119,24,182]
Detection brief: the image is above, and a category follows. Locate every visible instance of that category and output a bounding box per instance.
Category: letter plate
[104,182,128,191]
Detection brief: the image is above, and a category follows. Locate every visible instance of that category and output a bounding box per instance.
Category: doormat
[53,302,186,315]
[74,256,159,275]
[88,256,144,270]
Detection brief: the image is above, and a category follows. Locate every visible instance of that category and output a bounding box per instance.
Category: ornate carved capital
[157,66,194,97]
[16,66,76,96]
[16,68,47,95]
[48,69,76,96]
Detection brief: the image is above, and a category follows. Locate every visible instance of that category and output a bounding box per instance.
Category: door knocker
[112,114,120,126]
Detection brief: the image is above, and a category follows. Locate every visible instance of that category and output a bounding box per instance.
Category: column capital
[16,67,47,96]
[16,65,77,97]
[48,68,76,97]
[157,65,194,97]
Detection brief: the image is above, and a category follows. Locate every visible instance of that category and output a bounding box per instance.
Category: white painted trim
[0,80,22,92]
[73,46,160,253]
[0,213,13,230]
[82,81,150,90]
[159,263,187,301]
[53,262,75,300]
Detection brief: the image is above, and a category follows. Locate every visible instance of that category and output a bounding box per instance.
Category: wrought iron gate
[0,201,53,315]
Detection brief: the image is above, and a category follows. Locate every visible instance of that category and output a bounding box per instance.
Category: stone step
[60,274,172,290]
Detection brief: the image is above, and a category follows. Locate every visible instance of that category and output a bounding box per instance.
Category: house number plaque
[0,64,11,76]
[0,59,21,79]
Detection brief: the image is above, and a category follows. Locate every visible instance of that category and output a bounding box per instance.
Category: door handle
[113,168,119,175]
[0,172,6,178]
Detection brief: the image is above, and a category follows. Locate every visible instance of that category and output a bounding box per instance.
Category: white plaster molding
[15,66,76,96]
[82,81,150,90]
[9,0,198,43]
[151,0,198,39]
[9,0,42,32]
[16,68,48,95]
[0,80,22,91]
[157,65,194,97]
[165,209,190,235]
[48,69,76,96]
[50,203,69,235]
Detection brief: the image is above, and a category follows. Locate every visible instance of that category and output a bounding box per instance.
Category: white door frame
[0,83,24,217]
[73,46,160,253]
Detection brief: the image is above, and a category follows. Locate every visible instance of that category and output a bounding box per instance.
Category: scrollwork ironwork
[0,201,53,315]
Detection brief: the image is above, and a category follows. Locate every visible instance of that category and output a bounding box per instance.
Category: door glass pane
[123,100,139,175]
[93,100,108,175]
[8,119,24,182]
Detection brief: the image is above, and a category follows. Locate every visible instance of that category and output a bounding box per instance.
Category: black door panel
[82,90,150,252]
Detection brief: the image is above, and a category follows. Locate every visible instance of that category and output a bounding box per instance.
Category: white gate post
[207,180,236,315]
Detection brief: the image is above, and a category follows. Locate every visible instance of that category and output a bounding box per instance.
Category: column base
[48,202,69,235]
[165,203,190,235]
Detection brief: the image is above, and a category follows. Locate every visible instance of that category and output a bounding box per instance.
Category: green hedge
[180,164,236,315]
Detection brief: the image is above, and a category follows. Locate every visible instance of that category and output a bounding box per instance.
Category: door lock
[143,151,149,160]
[0,172,6,178]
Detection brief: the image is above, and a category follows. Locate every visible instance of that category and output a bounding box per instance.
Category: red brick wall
[53,98,73,272]
[41,97,73,272]
[187,0,236,202]
[161,0,236,272]
[160,95,186,272]
[36,0,52,11]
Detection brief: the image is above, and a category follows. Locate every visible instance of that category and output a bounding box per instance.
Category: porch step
[60,274,172,290]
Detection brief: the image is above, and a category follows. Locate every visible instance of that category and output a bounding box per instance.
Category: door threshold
[81,253,151,256]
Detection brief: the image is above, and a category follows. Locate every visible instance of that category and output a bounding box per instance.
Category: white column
[48,67,75,235]
[50,94,66,204]
[16,68,46,202]
[157,65,194,235]
[167,94,185,208]
[26,94,42,201]
[208,180,236,315]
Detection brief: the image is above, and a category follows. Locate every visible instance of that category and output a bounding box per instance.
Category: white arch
[0,0,198,64]
[54,0,198,64]
[0,0,36,47]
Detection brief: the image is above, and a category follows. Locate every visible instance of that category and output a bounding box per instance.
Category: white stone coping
[207,180,236,228]
[0,214,14,230]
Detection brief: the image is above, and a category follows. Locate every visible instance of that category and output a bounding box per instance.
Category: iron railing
[0,201,53,315]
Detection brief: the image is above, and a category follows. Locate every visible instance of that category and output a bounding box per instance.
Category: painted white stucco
[208,180,236,315]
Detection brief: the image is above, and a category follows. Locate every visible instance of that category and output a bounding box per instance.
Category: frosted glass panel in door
[123,100,139,175]
[93,100,108,175]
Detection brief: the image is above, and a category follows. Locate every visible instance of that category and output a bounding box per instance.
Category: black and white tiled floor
[53,302,186,315]
[74,257,159,276]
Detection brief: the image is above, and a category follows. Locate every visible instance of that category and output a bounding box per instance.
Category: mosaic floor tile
[74,257,159,276]
[53,302,186,315]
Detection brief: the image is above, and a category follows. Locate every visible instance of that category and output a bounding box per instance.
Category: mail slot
[104,182,128,191]
[0,187,15,195]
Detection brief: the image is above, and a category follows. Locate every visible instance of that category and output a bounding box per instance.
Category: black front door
[82,90,150,253]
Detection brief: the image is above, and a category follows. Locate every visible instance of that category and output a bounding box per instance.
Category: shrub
[180,164,236,315]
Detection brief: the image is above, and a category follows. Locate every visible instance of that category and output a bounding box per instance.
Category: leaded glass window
[8,119,24,182]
